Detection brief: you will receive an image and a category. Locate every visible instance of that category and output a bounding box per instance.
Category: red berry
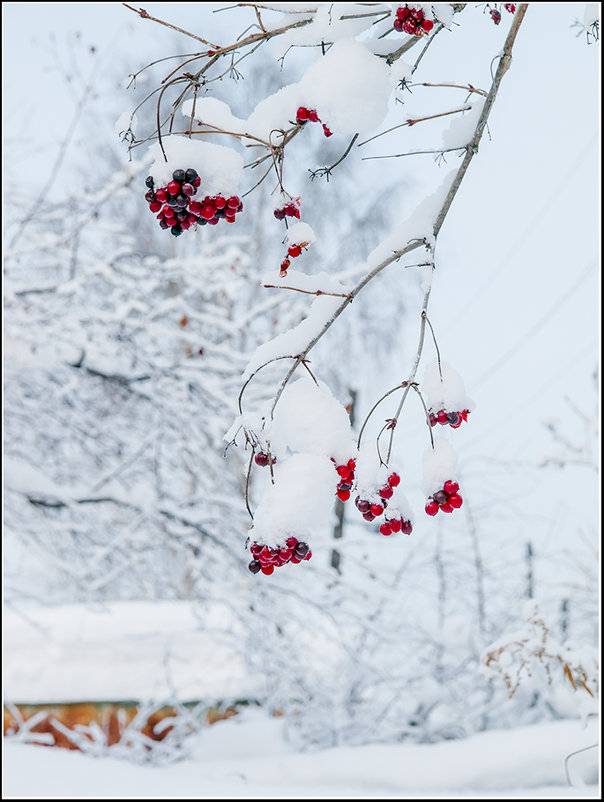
[322,124,333,138]
[422,19,434,31]
[490,9,502,24]
[347,459,356,470]
[337,489,350,502]
[379,522,392,536]
[401,520,413,535]
[260,564,274,575]
[227,196,240,209]
[356,498,370,513]
[425,500,439,516]
[443,480,459,495]
[370,503,384,517]
[201,205,215,220]
[389,518,402,533]
[437,409,448,425]
[336,465,351,479]
[304,550,312,561]
[250,542,262,557]
[255,451,270,467]
[440,503,454,513]
[290,555,302,564]
[307,109,319,122]
[448,493,463,509]
[182,183,195,197]
[363,511,375,522]
[378,485,393,500]
[393,18,403,31]
[296,106,309,122]
[288,245,302,258]
[149,201,162,213]
[167,180,180,195]
[388,473,400,487]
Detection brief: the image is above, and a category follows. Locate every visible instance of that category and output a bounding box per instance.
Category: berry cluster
[255,451,277,467]
[355,472,400,522]
[333,459,357,502]
[296,106,333,138]
[248,537,312,575]
[393,6,434,35]
[425,480,463,516]
[428,408,470,429]
[490,8,501,24]
[280,240,310,277]
[380,515,413,536]
[145,169,242,237]
[504,3,516,11]
[274,195,301,221]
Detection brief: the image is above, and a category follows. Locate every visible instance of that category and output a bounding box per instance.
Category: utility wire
[443,135,597,331]
[474,259,597,387]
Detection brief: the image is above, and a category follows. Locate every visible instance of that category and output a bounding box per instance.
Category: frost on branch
[481,601,599,702]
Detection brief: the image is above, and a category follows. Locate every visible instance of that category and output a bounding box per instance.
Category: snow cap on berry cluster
[250,452,337,547]
[147,137,243,198]
[297,39,391,134]
[422,359,475,414]
[286,222,315,248]
[422,437,458,497]
[270,376,356,466]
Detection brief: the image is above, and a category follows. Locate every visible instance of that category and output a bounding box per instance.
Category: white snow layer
[147,138,243,197]
[422,358,475,412]
[3,714,600,798]
[422,436,459,495]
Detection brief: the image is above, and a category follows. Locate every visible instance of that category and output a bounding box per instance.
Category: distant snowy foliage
[3,0,599,759]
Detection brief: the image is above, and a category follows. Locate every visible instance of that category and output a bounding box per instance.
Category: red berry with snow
[248,536,312,575]
[504,3,516,12]
[254,451,276,467]
[426,479,463,516]
[394,6,434,36]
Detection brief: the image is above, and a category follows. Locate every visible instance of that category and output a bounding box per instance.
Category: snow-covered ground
[3,710,600,798]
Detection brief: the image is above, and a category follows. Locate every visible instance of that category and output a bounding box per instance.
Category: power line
[443,135,597,331]
[474,259,597,387]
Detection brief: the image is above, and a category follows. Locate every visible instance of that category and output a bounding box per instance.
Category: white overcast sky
[2,3,601,559]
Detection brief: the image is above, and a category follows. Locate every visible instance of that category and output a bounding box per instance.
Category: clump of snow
[147,137,243,197]
[298,39,391,134]
[422,437,458,496]
[181,97,247,136]
[246,84,303,141]
[286,222,315,247]
[270,376,356,464]
[241,292,343,380]
[432,3,456,28]
[441,101,485,150]
[249,452,338,546]
[422,358,475,412]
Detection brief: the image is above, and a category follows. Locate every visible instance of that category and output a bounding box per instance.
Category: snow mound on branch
[271,376,356,464]
[147,137,243,196]
[422,359,475,412]
[298,39,391,134]
[441,101,485,150]
[422,437,458,496]
[181,97,247,137]
[241,292,343,380]
[250,452,337,546]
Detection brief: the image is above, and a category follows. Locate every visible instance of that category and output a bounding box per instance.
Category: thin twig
[263,284,352,299]
[357,106,472,148]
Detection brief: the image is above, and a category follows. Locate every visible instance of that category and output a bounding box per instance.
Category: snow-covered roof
[3,601,262,705]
